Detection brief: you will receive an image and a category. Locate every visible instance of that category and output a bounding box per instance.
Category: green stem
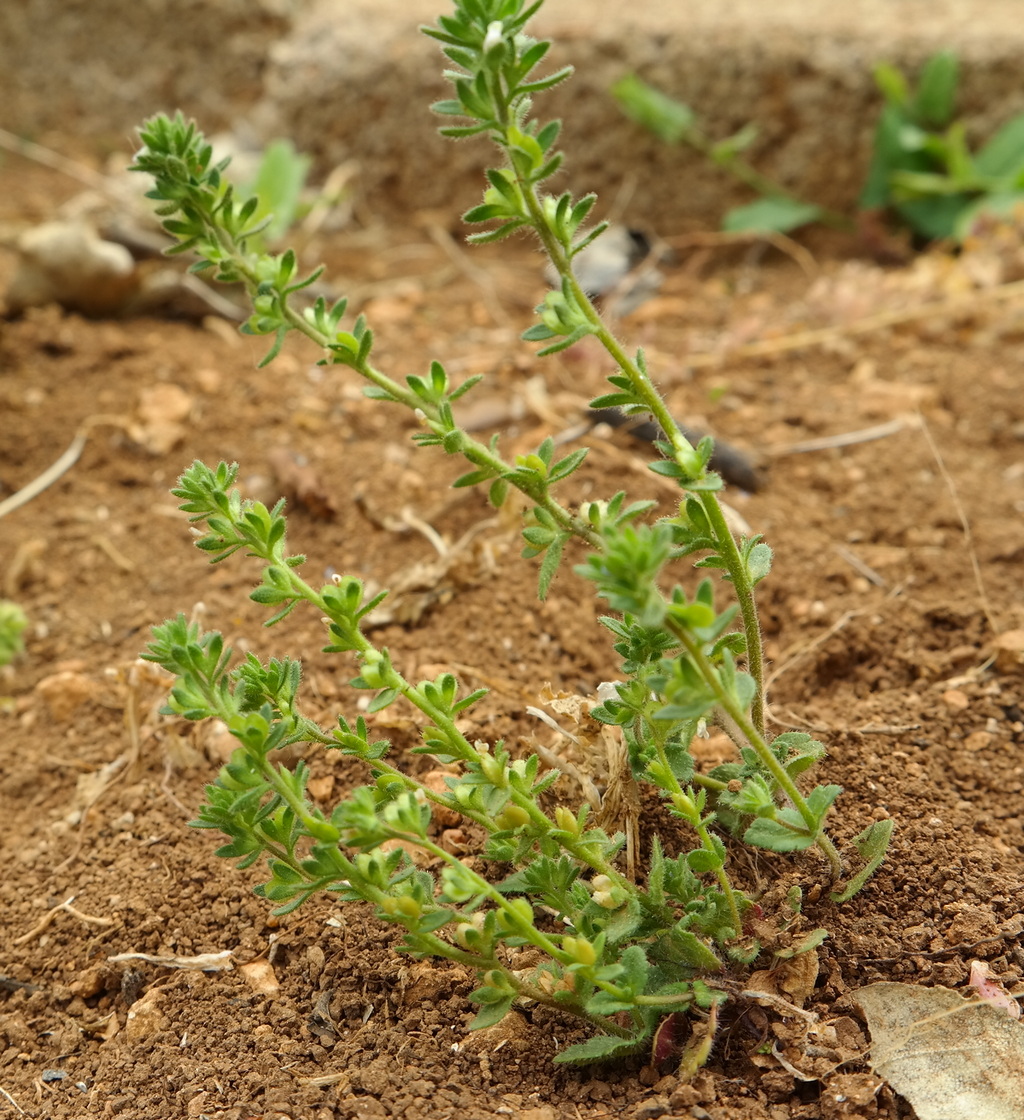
[414,932,635,1038]
[217,224,604,552]
[645,724,744,938]
[415,835,567,960]
[697,493,765,737]
[511,168,769,737]
[668,622,842,878]
[414,838,643,1008]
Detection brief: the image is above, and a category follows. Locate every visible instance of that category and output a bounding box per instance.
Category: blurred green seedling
[0,600,27,667]
[237,138,312,245]
[612,73,847,235]
[862,50,1024,241]
[616,52,1024,244]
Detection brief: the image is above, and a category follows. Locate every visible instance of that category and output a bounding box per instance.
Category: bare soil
[1,148,1023,1120]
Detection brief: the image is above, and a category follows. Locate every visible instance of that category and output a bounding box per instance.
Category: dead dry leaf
[857,980,1024,1120]
[748,949,820,1009]
[108,950,235,971]
[968,961,1022,1020]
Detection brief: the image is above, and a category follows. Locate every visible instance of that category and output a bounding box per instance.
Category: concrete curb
[3,0,1022,229]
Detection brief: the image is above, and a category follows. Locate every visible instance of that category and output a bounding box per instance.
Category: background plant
[234,138,312,246]
[0,600,27,667]
[612,73,849,235]
[615,52,1024,242]
[133,0,891,1068]
[861,50,1024,241]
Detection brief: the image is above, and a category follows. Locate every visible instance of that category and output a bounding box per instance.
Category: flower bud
[482,19,504,54]
[591,873,626,910]
[553,806,579,837]
[478,752,506,787]
[562,935,597,967]
[540,291,572,333]
[496,897,534,933]
[453,911,487,950]
[381,895,421,920]
[495,804,530,831]
[483,969,512,993]
[358,649,387,688]
[672,790,697,818]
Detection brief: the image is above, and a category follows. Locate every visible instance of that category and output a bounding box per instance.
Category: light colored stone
[35,670,93,722]
[123,988,168,1042]
[941,689,970,711]
[992,629,1024,674]
[7,222,137,317]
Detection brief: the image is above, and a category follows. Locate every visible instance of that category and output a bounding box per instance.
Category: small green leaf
[488,478,509,508]
[537,531,569,600]
[743,816,816,853]
[805,783,843,819]
[745,541,773,584]
[612,75,695,144]
[775,928,830,959]
[687,847,724,874]
[468,994,516,1030]
[974,114,1024,178]
[366,688,399,713]
[553,1032,646,1065]
[723,197,823,234]
[710,122,758,163]
[911,51,958,128]
[874,61,909,107]
[830,818,894,903]
[663,926,723,971]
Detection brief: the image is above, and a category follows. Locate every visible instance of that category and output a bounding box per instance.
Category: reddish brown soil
[1,148,1023,1120]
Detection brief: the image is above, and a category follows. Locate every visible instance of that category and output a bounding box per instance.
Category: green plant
[611,74,850,235]
[234,138,312,246]
[861,51,1024,241]
[132,0,891,1068]
[0,600,27,667]
[616,53,1024,244]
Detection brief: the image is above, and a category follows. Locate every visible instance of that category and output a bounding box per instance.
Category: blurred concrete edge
[3,0,1023,229]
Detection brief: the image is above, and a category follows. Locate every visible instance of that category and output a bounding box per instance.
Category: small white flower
[596,681,622,704]
[482,20,504,53]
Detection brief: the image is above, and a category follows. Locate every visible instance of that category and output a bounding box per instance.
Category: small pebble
[963,730,993,751]
[941,689,969,711]
[634,1098,669,1120]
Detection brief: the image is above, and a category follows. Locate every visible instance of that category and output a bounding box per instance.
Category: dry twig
[14,895,117,946]
[917,411,997,634]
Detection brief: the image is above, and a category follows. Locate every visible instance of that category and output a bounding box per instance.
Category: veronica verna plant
[133,0,893,1068]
